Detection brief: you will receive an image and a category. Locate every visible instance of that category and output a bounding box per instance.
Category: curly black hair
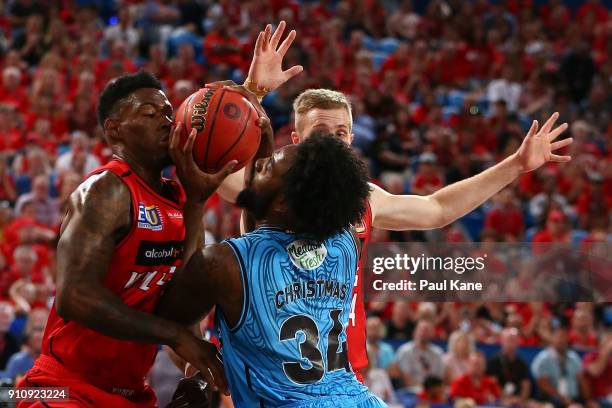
[282,132,370,242]
[97,70,163,126]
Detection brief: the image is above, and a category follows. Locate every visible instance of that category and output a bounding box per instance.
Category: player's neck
[255,216,292,233]
[114,152,165,193]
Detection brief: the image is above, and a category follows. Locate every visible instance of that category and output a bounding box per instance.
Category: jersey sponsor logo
[137,203,163,231]
[167,210,183,219]
[135,240,184,266]
[286,240,327,270]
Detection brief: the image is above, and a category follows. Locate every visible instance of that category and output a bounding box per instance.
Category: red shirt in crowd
[484,207,525,239]
[450,374,501,405]
[583,351,612,399]
[203,33,243,68]
[569,330,599,350]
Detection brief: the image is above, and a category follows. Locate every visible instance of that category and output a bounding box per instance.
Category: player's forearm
[156,250,215,325]
[57,283,187,347]
[166,323,203,373]
[430,153,522,227]
[182,200,205,261]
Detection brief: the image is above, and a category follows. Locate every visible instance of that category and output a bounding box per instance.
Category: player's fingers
[277,29,296,57]
[257,116,271,129]
[547,122,569,142]
[263,24,272,51]
[169,122,183,152]
[550,154,572,162]
[182,128,197,155]
[282,65,304,80]
[254,31,263,56]
[214,160,238,181]
[525,120,538,139]
[551,137,572,151]
[209,353,229,395]
[195,365,216,391]
[270,20,286,50]
[539,112,559,136]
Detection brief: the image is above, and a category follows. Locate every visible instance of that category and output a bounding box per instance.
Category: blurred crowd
[0,0,610,407]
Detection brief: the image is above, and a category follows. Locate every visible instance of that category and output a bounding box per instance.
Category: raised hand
[245,21,304,94]
[169,122,237,203]
[514,112,572,173]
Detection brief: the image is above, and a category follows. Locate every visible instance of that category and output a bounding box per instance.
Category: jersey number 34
[279,309,351,385]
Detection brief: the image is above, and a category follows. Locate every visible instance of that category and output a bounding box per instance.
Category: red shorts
[16,355,157,408]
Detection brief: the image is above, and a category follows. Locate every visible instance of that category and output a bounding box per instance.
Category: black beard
[236,188,273,220]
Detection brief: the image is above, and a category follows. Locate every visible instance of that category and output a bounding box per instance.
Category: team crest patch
[287,240,327,270]
[137,203,163,231]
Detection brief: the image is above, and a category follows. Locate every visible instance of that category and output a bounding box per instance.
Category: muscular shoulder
[201,243,240,282]
[63,171,132,237]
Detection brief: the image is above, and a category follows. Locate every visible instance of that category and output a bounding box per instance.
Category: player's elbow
[55,285,85,321]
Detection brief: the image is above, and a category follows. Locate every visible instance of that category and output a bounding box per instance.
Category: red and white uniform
[347,199,372,381]
[19,159,185,407]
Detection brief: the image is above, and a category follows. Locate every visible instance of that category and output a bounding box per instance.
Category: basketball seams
[203,88,227,172]
[214,99,254,170]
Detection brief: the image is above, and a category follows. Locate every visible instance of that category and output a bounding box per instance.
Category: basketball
[177,86,261,173]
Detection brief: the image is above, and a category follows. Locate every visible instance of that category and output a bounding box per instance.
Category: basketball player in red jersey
[15,71,247,407]
[220,25,574,381]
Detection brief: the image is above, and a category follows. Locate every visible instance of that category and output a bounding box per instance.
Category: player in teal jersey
[157,131,386,407]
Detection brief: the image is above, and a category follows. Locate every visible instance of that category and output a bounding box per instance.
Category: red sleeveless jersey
[40,159,186,397]
[346,199,372,374]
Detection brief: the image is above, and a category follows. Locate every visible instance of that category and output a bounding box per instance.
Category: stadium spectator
[385,301,415,341]
[203,16,243,69]
[103,8,139,58]
[363,351,396,404]
[389,319,444,390]
[411,152,443,196]
[14,174,59,228]
[487,328,532,407]
[0,302,19,370]
[0,67,28,112]
[531,326,589,408]
[417,375,447,405]
[532,209,573,250]
[1,324,43,382]
[569,309,599,350]
[450,352,501,405]
[484,187,525,241]
[443,330,475,383]
[55,131,101,177]
[366,316,395,370]
[583,330,612,408]
[487,65,522,113]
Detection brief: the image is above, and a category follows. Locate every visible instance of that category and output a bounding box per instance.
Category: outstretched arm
[217,21,301,204]
[370,113,571,230]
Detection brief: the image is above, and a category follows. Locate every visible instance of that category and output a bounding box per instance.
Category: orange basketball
[177,86,261,173]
